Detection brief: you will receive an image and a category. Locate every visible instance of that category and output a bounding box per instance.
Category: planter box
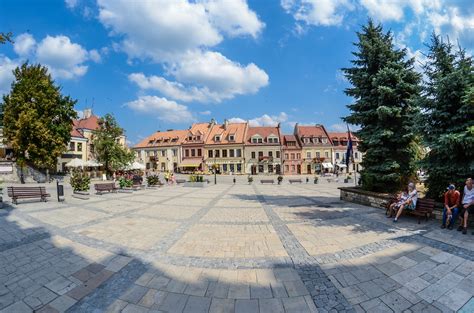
[118,188,134,193]
[183,182,207,188]
[72,190,90,200]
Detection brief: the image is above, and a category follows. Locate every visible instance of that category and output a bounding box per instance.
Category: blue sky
[1,0,473,144]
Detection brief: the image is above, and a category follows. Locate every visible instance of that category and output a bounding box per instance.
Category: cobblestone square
[0,179,472,312]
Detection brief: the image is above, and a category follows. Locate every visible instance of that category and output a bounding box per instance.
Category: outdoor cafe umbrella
[125,161,146,171]
[85,160,102,167]
[65,158,85,168]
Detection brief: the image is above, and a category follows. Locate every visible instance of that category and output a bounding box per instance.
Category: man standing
[442,184,460,230]
[458,178,474,235]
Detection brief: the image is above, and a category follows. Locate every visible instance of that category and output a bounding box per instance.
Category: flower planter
[183,182,207,188]
[72,190,90,200]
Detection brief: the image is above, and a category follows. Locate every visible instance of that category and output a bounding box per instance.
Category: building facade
[134,129,187,172]
[295,124,334,174]
[329,132,362,173]
[204,120,247,174]
[244,125,282,175]
[180,121,215,172]
[281,135,302,175]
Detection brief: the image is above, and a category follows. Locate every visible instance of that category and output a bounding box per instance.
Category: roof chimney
[83,108,92,119]
[224,119,229,130]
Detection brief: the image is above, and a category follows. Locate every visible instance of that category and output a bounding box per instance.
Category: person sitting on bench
[393,182,418,223]
[387,189,408,218]
[441,183,460,230]
[458,178,474,235]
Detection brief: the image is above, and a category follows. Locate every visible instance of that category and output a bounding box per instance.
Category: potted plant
[314,176,319,184]
[277,175,283,185]
[146,174,160,187]
[344,175,353,183]
[70,172,91,194]
[248,175,253,184]
[118,176,133,189]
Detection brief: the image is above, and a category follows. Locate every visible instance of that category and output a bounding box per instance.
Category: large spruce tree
[420,34,474,199]
[342,20,421,192]
[2,62,77,169]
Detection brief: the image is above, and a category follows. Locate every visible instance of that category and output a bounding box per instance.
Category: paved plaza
[0,178,473,313]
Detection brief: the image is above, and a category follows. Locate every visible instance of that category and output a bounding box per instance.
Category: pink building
[281,135,302,175]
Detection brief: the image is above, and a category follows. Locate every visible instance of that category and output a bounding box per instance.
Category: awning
[322,162,333,169]
[180,159,202,167]
[336,164,347,168]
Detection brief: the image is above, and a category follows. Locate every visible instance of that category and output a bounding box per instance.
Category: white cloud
[203,0,265,38]
[229,112,288,126]
[36,35,89,79]
[126,95,195,123]
[97,0,268,103]
[65,0,78,9]
[88,49,102,63]
[200,110,212,115]
[281,0,353,26]
[13,33,36,56]
[427,7,474,41]
[0,56,20,95]
[329,123,360,132]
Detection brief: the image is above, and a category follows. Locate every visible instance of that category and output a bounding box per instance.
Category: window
[223,164,228,172]
[325,151,329,158]
[222,149,227,158]
[196,135,201,141]
[258,151,263,157]
[285,165,289,172]
[322,138,328,144]
[230,164,235,172]
[229,149,235,157]
[258,165,264,173]
[297,153,301,159]
[208,150,213,158]
[69,142,75,151]
[161,162,165,170]
[173,149,177,156]
[354,152,359,159]
[215,150,220,157]
[269,151,273,157]
[285,153,289,160]
[161,150,166,157]
[77,143,82,152]
[191,149,196,157]
[214,135,221,142]
[258,138,263,143]
[185,149,189,157]
[316,152,320,158]
[252,138,258,143]
[306,152,311,158]
[197,149,202,157]
[237,163,242,172]
[229,135,235,141]
[336,152,340,160]
[292,165,296,171]
[276,151,280,158]
[290,153,295,160]
[236,149,242,157]
[251,151,256,159]
[268,164,273,173]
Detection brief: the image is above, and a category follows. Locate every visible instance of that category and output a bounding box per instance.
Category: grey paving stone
[250,284,272,299]
[409,300,442,313]
[228,284,250,299]
[183,296,211,313]
[48,295,77,312]
[259,298,284,313]
[119,285,149,304]
[235,299,258,313]
[209,298,234,313]
[404,277,430,293]
[0,292,15,310]
[157,292,188,312]
[436,289,472,311]
[395,287,422,305]
[184,281,209,297]
[104,299,128,313]
[121,303,149,313]
[270,282,288,298]
[0,301,32,313]
[147,276,171,290]
[45,277,77,295]
[282,296,311,313]
[283,280,309,297]
[358,281,385,299]
[164,279,188,294]
[376,262,405,276]
[379,290,412,312]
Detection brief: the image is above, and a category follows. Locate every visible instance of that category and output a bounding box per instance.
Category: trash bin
[56,180,64,202]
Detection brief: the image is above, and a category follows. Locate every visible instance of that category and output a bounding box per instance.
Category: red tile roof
[328,132,360,141]
[281,134,301,149]
[183,122,214,145]
[205,122,247,145]
[295,124,333,145]
[246,126,281,145]
[134,129,188,148]
[70,126,84,138]
[74,115,100,130]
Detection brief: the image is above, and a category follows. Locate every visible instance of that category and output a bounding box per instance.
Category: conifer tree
[342,20,421,192]
[420,34,474,199]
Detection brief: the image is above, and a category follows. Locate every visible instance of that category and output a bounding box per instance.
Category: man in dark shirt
[442,184,460,230]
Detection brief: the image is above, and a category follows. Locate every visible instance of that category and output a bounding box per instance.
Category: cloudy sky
[1,0,473,143]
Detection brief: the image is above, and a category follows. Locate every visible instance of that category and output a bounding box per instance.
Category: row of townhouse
[133,119,362,175]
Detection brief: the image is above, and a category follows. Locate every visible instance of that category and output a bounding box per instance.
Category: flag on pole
[345,125,353,167]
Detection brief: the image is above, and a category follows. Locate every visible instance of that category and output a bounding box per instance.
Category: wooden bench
[289,179,302,184]
[260,179,274,184]
[386,197,435,224]
[94,183,117,194]
[8,186,50,204]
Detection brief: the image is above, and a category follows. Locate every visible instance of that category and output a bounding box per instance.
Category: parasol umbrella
[65,158,85,168]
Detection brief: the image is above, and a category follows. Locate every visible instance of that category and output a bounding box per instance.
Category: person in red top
[442,184,461,230]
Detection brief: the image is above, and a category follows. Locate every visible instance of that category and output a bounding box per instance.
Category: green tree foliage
[420,34,474,199]
[92,114,134,176]
[342,20,421,192]
[2,62,77,169]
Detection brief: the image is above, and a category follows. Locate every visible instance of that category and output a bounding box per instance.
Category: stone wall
[339,186,444,220]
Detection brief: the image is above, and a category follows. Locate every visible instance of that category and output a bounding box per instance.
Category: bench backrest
[8,186,47,196]
[416,198,435,212]
[95,183,115,189]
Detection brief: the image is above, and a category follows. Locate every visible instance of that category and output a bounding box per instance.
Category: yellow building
[295,124,334,174]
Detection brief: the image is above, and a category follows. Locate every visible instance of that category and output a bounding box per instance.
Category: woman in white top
[394,182,418,222]
[459,178,474,234]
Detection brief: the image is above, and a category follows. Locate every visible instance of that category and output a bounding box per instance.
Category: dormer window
[322,138,328,144]
[229,134,235,141]
[196,135,201,141]
[148,140,154,145]
[214,135,221,142]
[258,138,263,143]
[252,138,258,143]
